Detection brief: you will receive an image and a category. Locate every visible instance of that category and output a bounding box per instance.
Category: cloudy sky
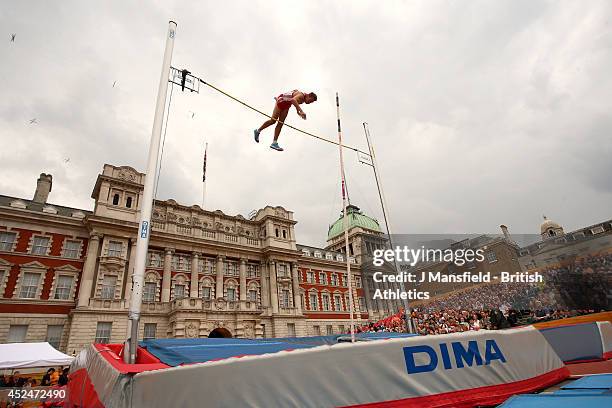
[1,0,610,247]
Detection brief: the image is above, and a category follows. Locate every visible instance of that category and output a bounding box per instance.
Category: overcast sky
[1,0,610,247]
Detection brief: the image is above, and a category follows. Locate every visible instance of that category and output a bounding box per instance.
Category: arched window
[126,197,133,208]
[112,194,120,205]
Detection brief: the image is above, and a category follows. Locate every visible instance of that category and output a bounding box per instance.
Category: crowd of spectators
[0,367,69,388]
[358,252,610,336]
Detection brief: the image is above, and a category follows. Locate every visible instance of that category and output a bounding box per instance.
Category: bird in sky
[112,81,117,88]
[29,118,37,124]
[10,34,16,42]
[64,158,70,163]
[188,111,196,119]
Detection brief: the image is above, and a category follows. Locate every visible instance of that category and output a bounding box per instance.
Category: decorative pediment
[0,258,13,267]
[20,261,47,270]
[55,264,80,273]
[116,166,140,182]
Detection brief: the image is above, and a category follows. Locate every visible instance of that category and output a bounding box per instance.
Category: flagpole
[202,142,208,209]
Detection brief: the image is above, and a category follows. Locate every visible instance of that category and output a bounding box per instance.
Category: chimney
[500,224,512,243]
[33,173,53,204]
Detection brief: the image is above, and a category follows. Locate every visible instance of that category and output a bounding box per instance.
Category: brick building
[0,165,399,354]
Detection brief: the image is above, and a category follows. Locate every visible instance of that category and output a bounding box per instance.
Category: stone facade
[0,165,394,354]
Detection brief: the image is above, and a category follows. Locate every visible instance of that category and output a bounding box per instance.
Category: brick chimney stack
[33,173,53,204]
[500,224,512,243]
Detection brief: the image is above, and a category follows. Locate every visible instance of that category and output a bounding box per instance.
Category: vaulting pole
[336,93,356,342]
[124,21,177,363]
[363,123,414,333]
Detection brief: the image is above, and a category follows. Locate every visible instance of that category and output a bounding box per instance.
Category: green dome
[328,205,382,239]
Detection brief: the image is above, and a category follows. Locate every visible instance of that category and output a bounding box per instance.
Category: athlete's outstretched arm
[292,94,306,119]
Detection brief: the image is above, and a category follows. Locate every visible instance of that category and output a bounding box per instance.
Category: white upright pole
[363,123,414,333]
[336,93,356,343]
[125,21,177,364]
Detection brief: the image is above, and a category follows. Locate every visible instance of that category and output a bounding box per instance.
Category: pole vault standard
[362,123,414,334]
[124,21,177,364]
[336,93,356,342]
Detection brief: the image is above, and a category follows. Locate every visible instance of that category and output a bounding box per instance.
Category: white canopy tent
[0,342,74,369]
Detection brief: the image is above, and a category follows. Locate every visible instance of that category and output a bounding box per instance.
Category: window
[325,253,333,260]
[143,323,157,340]
[6,324,28,343]
[486,251,498,263]
[302,248,311,256]
[147,252,163,267]
[300,294,305,309]
[355,276,362,288]
[108,241,122,258]
[95,322,112,344]
[63,240,81,259]
[101,275,117,299]
[46,325,63,349]
[331,273,338,286]
[0,232,16,251]
[7,325,28,343]
[226,287,236,301]
[248,289,258,302]
[307,271,314,283]
[126,196,133,208]
[225,261,238,276]
[309,293,318,310]
[277,263,289,278]
[321,293,330,311]
[334,294,342,311]
[247,264,259,278]
[326,325,333,335]
[336,254,344,262]
[19,272,40,298]
[31,236,50,255]
[313,325,321,336]
[339,325,345,333]
[112,194,120,205]
[202,286,212,300]
[319,272,327,285]
[275,228,279,238]
[172,254,192,272]
[359,297,366,310]
[281,289,290,308]
[143,282,157,302]
[174,284,185,299]
[287,323,296,337]
[314,251,322,258]
[282,230,287,239]
[54,275,73,300]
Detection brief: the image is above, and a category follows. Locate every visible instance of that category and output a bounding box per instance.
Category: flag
[202,143,208,182]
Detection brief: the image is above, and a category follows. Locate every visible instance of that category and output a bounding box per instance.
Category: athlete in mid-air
[254,90,317,151]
